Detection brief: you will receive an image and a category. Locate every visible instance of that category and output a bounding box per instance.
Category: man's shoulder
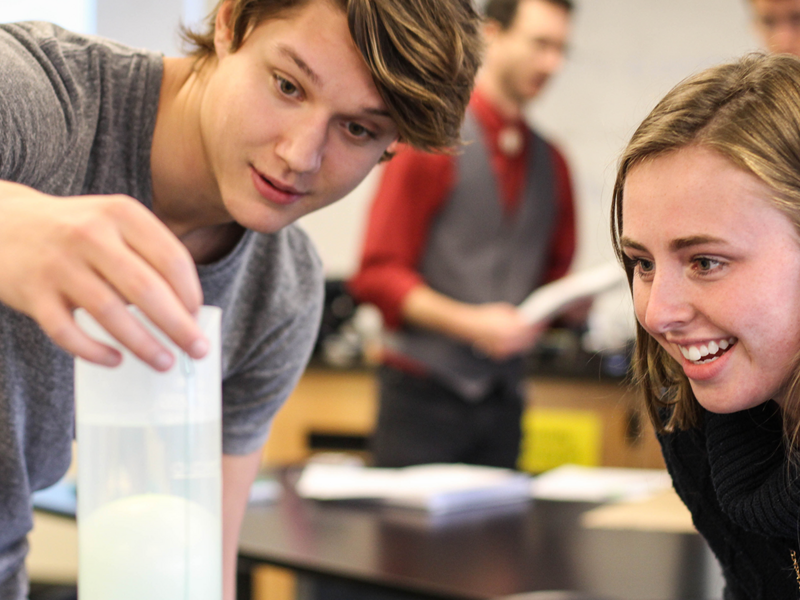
[0,21,159,59]
[524,125,573,178]
[0,20,162,95]
[523,122,563,154]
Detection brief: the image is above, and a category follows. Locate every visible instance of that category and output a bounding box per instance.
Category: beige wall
[299,1,760,279]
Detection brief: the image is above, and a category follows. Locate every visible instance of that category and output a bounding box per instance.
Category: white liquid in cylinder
[77,420,221,600]
[79,493,220,600]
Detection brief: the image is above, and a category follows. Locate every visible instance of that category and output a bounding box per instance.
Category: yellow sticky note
[519,408,602,473]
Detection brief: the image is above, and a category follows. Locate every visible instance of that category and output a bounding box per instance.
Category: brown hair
[484,0,574,30]
[610,52,800,434]
[181,0,483,155]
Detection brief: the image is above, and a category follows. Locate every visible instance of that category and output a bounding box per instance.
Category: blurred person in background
[749,0,800,55]
[349,0,578,470]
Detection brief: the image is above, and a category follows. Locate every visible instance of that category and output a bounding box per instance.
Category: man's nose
[540,43,566,76]
[276,115,327,174]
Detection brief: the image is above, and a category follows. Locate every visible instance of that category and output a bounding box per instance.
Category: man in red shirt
[349,0,576,469]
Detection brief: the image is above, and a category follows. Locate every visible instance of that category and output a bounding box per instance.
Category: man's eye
[276,75,299,97]
[635,258,654,273]
[347,122,375,139]
[761,16,777,29]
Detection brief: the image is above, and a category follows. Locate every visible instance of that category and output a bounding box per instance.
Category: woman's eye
[694,257,722,272]
[623,254,654,279]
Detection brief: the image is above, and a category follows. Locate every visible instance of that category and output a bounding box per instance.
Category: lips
[678,337,737,364]
[250,166,306,206]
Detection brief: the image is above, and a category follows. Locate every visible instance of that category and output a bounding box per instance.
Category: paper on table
[531,464,672,503]
[518,262,626,325]
[296,462,532,515]
[581,488,695,533]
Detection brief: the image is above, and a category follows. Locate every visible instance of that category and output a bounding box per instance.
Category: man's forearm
[221,449,263,600]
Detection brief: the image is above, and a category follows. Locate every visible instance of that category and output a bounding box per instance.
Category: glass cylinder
[75,306,222,600]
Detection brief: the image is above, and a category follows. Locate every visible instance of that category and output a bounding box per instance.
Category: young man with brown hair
[0,1,482,598]
[349,0,577,469]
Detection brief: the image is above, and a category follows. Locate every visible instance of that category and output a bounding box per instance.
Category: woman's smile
[676,337,737,364]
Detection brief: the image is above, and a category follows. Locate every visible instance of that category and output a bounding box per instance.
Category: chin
[693,388,771,415]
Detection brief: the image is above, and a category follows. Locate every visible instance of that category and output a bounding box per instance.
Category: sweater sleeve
[347,146,454,329]
[540,143,576,284]
[705,401,800,542]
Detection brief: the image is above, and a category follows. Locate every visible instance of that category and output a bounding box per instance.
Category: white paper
[518,262,627,325]
[296,463,532,515]
[531,464,672,503]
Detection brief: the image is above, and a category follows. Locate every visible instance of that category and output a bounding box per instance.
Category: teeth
[678,338,736,364]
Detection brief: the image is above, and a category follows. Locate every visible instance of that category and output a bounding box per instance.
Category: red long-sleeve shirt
[349,89,576,330]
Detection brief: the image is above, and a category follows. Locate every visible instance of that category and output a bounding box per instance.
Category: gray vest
[390,112,557,400]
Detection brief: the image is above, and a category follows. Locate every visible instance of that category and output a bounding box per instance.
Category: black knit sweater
[660,401,800,598]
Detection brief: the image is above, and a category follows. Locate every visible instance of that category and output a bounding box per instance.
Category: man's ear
[214,0,235,59]
[482,19,502,45]
[379,139,401,163]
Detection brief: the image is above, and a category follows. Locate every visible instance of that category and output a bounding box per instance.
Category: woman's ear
[214,0,235,59]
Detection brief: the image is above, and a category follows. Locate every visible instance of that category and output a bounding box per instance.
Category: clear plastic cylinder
[75,306,222,600]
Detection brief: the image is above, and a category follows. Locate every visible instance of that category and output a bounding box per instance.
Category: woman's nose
[639,270,695,335]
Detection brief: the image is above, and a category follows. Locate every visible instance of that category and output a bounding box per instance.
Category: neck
[474,73,525,121]
[151,56,237,259]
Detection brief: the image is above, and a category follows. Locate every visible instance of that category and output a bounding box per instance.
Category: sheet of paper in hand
[518,262,626,325]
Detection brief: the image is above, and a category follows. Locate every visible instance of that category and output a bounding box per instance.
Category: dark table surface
[238,469,723,600]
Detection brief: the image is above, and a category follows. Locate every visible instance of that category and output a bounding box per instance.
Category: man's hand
[402,285,545,361]
[467,302,545,360]
[0,181,207,370]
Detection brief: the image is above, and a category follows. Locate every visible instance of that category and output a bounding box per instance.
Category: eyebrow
[276,44,393,119]
[620,235,728,252]
[278,44,322,87]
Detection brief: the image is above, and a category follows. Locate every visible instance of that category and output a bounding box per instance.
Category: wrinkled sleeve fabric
[348,147,455,329]
[0,23,73,186]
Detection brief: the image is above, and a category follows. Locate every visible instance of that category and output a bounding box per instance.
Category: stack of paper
[531,464,672,503]
[296,463,532,515]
